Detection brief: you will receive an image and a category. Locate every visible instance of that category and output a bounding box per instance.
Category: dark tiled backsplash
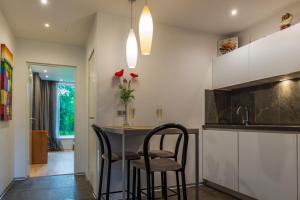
[205,78,300,125]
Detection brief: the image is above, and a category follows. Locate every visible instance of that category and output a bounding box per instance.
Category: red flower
[130,73,138,79]
[114,69,124,78]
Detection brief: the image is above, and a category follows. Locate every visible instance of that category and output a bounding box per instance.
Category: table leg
[195,132,200,200]
[122,134,126,200]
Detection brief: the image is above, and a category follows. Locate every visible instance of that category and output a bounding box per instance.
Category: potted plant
[114,69,138,126]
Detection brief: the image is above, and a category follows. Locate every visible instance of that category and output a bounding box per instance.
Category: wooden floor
[2,174,238,200]
[29,151,74,177]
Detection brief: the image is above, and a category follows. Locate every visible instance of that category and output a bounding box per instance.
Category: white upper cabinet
[249,24,300,81]
[212,23,300,89]
[213,45,249,89]
[203,130,239,191]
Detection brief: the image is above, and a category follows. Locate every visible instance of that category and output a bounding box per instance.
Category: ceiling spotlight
[43,69,47,73]
[41,0,48,5]
[44,23,50,28]
[231,9,238,16]
[45,75,49,78]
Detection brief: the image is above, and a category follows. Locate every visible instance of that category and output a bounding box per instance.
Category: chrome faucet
[236,106,249,126]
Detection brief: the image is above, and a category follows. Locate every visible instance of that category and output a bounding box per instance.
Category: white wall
[237,1,300,46]
[0,10,15,195]
[86,12,217,193]
[14,39,88,177]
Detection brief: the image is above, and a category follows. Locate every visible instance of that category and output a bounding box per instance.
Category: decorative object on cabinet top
[281,13,293,30]
[218,36,238,55]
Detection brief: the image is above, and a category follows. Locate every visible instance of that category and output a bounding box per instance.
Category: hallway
[29,151,74,177]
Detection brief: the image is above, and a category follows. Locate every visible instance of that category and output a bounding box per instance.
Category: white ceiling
[30,65,75,82]
[0,0,298,46]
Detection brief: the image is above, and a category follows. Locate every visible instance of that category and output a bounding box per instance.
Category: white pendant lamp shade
[139,5,153,55]
[126,28,138,68]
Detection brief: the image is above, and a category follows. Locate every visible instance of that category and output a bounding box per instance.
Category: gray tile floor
[2,175,95,200]
[2,175,237,200]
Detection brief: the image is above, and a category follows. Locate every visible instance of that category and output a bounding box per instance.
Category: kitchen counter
[203,124,300,132]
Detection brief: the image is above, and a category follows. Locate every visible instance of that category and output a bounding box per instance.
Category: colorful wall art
[0,44,13,121]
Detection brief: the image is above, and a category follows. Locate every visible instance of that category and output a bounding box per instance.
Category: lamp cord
[130,0,133,28]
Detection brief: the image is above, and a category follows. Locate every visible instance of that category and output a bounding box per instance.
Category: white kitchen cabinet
[212,23,300,89]
[239,131,297,200]
[203,130,239,191]
[249,24,300,81]
[212,45,249,89]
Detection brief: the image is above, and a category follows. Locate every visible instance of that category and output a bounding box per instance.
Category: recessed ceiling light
[231,9,238,16]
[41,0,48,5]
[43,69,47,73]
[45,75,49,78]
[44,23,50,28]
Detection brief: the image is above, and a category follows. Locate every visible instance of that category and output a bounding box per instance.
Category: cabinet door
[203,130,238,191]
[213,45,249,89]
[249,24,300,81]
[239,131,297,200]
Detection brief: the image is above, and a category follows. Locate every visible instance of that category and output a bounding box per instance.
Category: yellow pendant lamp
[139,1,153,55]
[126,0,138,68]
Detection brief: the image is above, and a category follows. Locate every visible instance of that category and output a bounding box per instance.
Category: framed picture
[0,44,13,121]
[218,37,238,55]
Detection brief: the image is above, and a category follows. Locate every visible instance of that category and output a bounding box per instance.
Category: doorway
[28,64,76,177]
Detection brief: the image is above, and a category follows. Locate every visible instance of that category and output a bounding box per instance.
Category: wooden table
[102,126,200,200]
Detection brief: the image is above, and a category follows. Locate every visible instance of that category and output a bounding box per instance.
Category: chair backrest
[91,124,112,161]
[143,123,189,172]
[159,133,183,161]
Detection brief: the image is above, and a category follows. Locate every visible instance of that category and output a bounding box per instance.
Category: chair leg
[162,172,168,200]
[161,172,165,199]
[181,170,187,200]
[151,172,155,200]
[146,171,152,200]
[106,161,112,200]
[98,158,104,200]
[137,169,141,200]
[132,167,137,200]
[176,171,181,200]
[127,161,131,200]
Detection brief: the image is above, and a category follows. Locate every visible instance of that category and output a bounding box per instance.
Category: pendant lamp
[126,0,138,68]
[139,0,153,55]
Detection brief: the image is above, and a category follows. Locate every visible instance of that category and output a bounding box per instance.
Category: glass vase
[123,103,129,127]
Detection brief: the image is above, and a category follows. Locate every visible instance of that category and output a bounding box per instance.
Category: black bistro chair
[92,125,141,200]
[132,123,189,200]
[138,129,183,198]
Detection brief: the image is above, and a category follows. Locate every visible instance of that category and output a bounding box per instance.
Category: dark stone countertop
[203,124,300,132]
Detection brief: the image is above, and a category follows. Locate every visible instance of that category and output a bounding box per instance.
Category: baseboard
[14,177,27,181]
[204,179,256,200]
[74,172,86,176]
[0,179,15,200]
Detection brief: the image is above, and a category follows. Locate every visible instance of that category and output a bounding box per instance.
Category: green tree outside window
[57,84,75,137]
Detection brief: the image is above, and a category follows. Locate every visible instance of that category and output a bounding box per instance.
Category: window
[57,83,75,138]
